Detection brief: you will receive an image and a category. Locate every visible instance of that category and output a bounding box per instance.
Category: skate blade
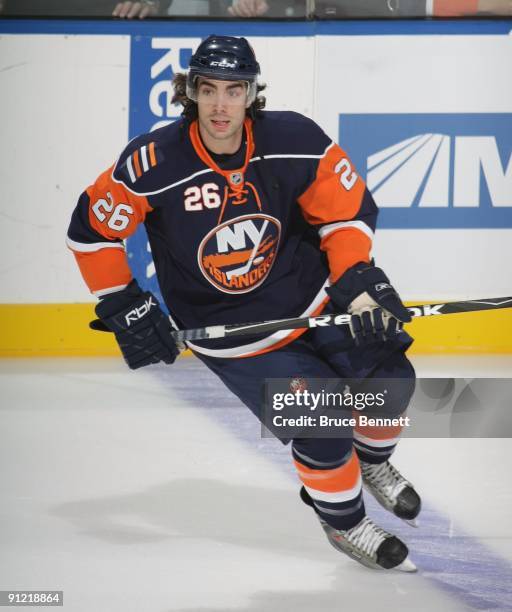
[395,558,417,573]
[404,518,419,528]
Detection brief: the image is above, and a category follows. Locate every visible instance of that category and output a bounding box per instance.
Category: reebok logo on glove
[125,296,157,326]
[94,281,180,370]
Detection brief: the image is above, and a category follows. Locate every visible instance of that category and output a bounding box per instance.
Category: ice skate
[319,515,417,572]
[300,487,416,571]
[360,460,421,527]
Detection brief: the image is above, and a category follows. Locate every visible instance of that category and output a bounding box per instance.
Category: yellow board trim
[0,302,511,357]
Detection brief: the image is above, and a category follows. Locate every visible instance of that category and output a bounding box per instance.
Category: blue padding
[1,18,510,36]
[316,18,512,35]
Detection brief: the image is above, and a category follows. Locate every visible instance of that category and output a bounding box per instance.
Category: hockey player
[67,35,420,571]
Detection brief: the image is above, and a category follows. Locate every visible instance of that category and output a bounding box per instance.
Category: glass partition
[313,0,512,18]
[0,0,510,18]
[0,1,306,18]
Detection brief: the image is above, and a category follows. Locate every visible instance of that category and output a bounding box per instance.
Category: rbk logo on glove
[125,296,157,326]
[94,280,180,370]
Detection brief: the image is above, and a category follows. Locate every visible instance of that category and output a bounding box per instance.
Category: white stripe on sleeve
[318,220,374,242]
[94,284,129,297]
[126,155,137,183]
[140,145,149,172]
[66,236,125,253]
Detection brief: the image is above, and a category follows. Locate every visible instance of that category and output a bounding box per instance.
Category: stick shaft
[171,297,512,343]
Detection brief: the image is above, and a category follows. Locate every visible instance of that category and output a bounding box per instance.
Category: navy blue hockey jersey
[67,111,378,358]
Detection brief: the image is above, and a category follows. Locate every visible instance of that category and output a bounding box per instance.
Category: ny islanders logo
[198,214,281,293]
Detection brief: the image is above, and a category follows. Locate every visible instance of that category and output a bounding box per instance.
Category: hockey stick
[171,297,512,343]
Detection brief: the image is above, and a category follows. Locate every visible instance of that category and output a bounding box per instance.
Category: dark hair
[171,73,266,121]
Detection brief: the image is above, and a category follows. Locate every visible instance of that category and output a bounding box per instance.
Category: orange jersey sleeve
[66,164,152,296]
[297,143,377,282]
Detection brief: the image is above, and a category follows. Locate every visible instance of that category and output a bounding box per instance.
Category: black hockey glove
[92,280,180,370]
[326,262,411,346]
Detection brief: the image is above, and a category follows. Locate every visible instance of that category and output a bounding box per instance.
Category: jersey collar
[189,117,254,188]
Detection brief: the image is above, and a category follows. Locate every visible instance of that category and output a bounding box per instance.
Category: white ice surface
[0,355,511,612]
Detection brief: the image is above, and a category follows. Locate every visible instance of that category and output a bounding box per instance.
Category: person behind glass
[227,0,305,17]
[112,0,169,18]
[0,0,172,17]
[431,0,512,16]
[226,0,512,16]
[227,0,268,15]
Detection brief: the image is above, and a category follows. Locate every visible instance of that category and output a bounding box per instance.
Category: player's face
[196,78,248,154]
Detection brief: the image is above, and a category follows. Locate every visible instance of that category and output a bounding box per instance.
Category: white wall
[0,31,509,303]
[314,34,512,300]
[0,34,130,302]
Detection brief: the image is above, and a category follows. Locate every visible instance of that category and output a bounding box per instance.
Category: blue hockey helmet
[187,35,260,106]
